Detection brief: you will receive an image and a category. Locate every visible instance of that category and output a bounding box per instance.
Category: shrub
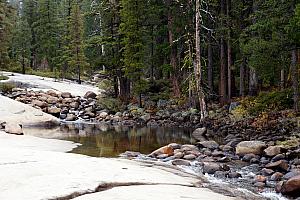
[0,75,8,81]
[0,82,16,93]
[97,97,124,113]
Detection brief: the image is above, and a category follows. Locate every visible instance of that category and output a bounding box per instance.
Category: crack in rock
[49,182,199,200]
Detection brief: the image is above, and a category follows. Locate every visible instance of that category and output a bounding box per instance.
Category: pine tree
[0,0,14,69]
[120,0,147,102]
[68,2,89,84]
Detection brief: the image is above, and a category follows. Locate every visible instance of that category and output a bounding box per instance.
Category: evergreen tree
[68,2,89,84]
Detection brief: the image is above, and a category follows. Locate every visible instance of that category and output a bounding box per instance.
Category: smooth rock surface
[73,185,236,200]
[0,131,236,200]
[0,95,59,126]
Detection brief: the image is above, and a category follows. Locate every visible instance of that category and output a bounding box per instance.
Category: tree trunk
[227,0,232,100]
[195,0,207,119]
[249,67,257,96]
[119,77,130,103]
[167,1,181,97]
[220,0,227,104]
[280,69,285,90]
[207,30,213,97]
[291,48,299,112]
[240,57,246,96]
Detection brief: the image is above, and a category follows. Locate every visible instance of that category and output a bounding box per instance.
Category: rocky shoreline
[2,88,300,199]
[121,134,300,199]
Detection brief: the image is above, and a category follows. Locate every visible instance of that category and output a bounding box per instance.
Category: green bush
[0,75,8,81]
[97,97,124,113]
[0,83,16,93]
[240,89,293,116]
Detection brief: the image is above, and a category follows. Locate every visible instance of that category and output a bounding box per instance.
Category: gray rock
[183,154,197,160]
[283,171,300,180]
[84,91,97,99]
[214,171,228,178]
[140,114,151,122]
[198,140,219,150]
[228,172,242,178]
[270,172,284,181]
[47,107,61,115]
[47,96,59,104]
[202,162,221,174]
[70,102,80,109]
[61,92,72,98]
[236,141,266,155]
[171,159,191,166]
[32,100,48,108]
[4,122,23,135]
[265,160,289,172]
[192,127,207,141]
[66,114,77,121]
[174,152,184,159]
[264,146,283,157]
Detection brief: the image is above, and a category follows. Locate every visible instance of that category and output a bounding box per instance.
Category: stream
[22,122,288,200]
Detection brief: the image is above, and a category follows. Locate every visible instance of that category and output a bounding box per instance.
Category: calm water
[23,123,195,157]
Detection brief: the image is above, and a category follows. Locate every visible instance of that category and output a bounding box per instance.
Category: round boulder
[236,141,266,156]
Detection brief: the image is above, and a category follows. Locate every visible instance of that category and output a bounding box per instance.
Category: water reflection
[23,123,195,157]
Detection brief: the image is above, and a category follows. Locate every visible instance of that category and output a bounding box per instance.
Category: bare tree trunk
[220,0,227,104]
[195,0,207,119]
[207,30,213,97]
[280,69,285,90]
[227,0,232,100]
[167,0,181,97]
[292,48,299,112]
[249,67,257,96]
[240,57,246,96]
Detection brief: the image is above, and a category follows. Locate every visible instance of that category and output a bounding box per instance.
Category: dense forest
[0,0,300,116]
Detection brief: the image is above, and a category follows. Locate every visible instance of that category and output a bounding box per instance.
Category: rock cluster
[125,139,300,198]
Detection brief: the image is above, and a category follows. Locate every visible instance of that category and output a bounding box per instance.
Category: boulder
[61,92,72,98]
[4,122,23,135]
[150,145,174,157]
[202,162,222,174]
[171,159,191,166]
[192,127,207,141]
[84,91,97,99]
[236,141,266,155]
[280,175,300,196]
[140,114,151,122]
[264,146,283,157]
[47,90,58,97]
[65,114,77,121]
[228,172,242,178]
[47,96,59,104]
[198,141,219,150]
[70,102,80,109]
[183,154,196,160]
[99,112,108,119]
[265,160,289,172]
[270,172,284,181]
[181,144,199,152]
[47,107,61,115]
[255,175,267,183]
[174,152,184,159]
[32,100,48,108]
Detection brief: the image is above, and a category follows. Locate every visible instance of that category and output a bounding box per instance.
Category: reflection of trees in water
[59,123,194,157]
